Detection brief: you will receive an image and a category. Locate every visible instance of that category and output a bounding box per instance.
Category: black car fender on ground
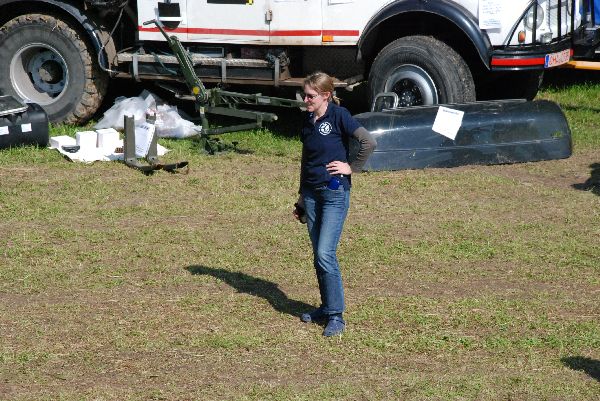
[351,100,572,171]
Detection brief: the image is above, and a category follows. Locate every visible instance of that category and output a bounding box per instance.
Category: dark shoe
[300,308,326,323]
[323,315,345,337]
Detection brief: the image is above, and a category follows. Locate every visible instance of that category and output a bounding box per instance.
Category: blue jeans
[302,185,350,315]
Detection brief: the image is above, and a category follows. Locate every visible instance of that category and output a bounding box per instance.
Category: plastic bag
[155,104,199,138]
[94,91,199,138]
[95,92,156,131]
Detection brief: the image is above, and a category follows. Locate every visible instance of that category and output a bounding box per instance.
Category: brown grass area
[0,145,598,400]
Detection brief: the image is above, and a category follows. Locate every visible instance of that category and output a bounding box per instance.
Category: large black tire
[368,36,475,108]
[0,14,108,124]
[479,70,543,101]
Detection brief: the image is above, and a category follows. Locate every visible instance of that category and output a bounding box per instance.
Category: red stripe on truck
[491,57,546,67]
[138,26,358,37]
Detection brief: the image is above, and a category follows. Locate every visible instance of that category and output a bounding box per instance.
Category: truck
[0,1,591,125]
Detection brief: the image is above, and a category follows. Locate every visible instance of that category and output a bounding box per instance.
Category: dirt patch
[478,150,599,191]
[1,143,599,400]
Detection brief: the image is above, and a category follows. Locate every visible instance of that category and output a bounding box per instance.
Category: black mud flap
[352,100,572,171]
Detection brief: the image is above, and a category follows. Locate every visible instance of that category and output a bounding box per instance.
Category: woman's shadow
[572,163,600,196]
[562,356,600,382]
[185,265,314,317]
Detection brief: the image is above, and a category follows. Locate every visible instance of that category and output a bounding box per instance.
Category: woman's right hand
[293,196,306,223]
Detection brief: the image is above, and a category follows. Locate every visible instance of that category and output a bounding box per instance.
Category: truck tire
[482,71,543,101]
[0,14,108,124]
[368,36,475,108]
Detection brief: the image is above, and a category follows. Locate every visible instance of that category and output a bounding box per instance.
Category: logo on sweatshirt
[318,122,332,136]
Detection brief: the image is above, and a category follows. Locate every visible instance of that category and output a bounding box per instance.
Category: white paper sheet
[134,122,156,157]
[432,106,464,140]
[479,0,503,30]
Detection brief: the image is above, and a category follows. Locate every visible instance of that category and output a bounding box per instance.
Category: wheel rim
[10,43,69,105]
[384,64,438,107]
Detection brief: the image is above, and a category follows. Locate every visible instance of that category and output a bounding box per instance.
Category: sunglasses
[302,92,321,100]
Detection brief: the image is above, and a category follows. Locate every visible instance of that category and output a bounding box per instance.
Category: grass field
[0,70,599,400]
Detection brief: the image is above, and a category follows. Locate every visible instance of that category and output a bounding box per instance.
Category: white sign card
[134,121,156,157]
[479,0,503,30]
[432,106,464,140]
[0,126,8,136]
[21,123,32,133]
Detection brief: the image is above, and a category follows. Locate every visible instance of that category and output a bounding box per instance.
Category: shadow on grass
[562,356,600,381]
[572,163,600,196]
[185,265,313,317]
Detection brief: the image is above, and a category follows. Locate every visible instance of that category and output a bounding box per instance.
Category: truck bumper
[490,38,573,71]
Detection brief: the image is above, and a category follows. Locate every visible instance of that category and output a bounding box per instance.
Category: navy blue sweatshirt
[300,102,361,191]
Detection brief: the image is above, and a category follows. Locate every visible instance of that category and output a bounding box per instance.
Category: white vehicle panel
[185,0,270,43]
[269,0,322,45]
[138,0,189,41]
[454,0,479,17]
[477,1,530,46]
[135,0,581,48]
[453,0,529,46]
[320,0,394,45]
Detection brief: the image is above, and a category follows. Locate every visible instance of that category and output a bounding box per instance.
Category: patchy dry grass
[0,74,599,400]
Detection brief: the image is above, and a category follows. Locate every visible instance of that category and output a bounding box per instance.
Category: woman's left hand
[326,161,352,175]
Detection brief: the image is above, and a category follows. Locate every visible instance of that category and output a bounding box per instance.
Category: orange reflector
[518,31,526,43]
[192,87,200,95]
[322,35,334,42]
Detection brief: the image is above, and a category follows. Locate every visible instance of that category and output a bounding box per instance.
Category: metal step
[273,77,349,88]
[117,52,271,68]
[115,51,350,88]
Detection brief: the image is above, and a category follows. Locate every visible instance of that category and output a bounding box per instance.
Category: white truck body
[136,0,580,47]
[0,0,590,124]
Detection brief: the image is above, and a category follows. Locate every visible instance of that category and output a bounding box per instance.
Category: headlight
[524,5,545,30]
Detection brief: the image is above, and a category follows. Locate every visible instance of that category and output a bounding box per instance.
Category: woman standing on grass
[293,72,376,337]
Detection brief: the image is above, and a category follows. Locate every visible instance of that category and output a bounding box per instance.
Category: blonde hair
[303,71,340,105]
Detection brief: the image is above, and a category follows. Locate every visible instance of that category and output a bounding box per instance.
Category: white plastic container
[96,128,120,151]
[75,131,97,150]
[49,135,76,149]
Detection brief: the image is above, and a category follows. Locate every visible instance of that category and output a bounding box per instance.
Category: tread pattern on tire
[368,35,476,106]
[0,13,108,124]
